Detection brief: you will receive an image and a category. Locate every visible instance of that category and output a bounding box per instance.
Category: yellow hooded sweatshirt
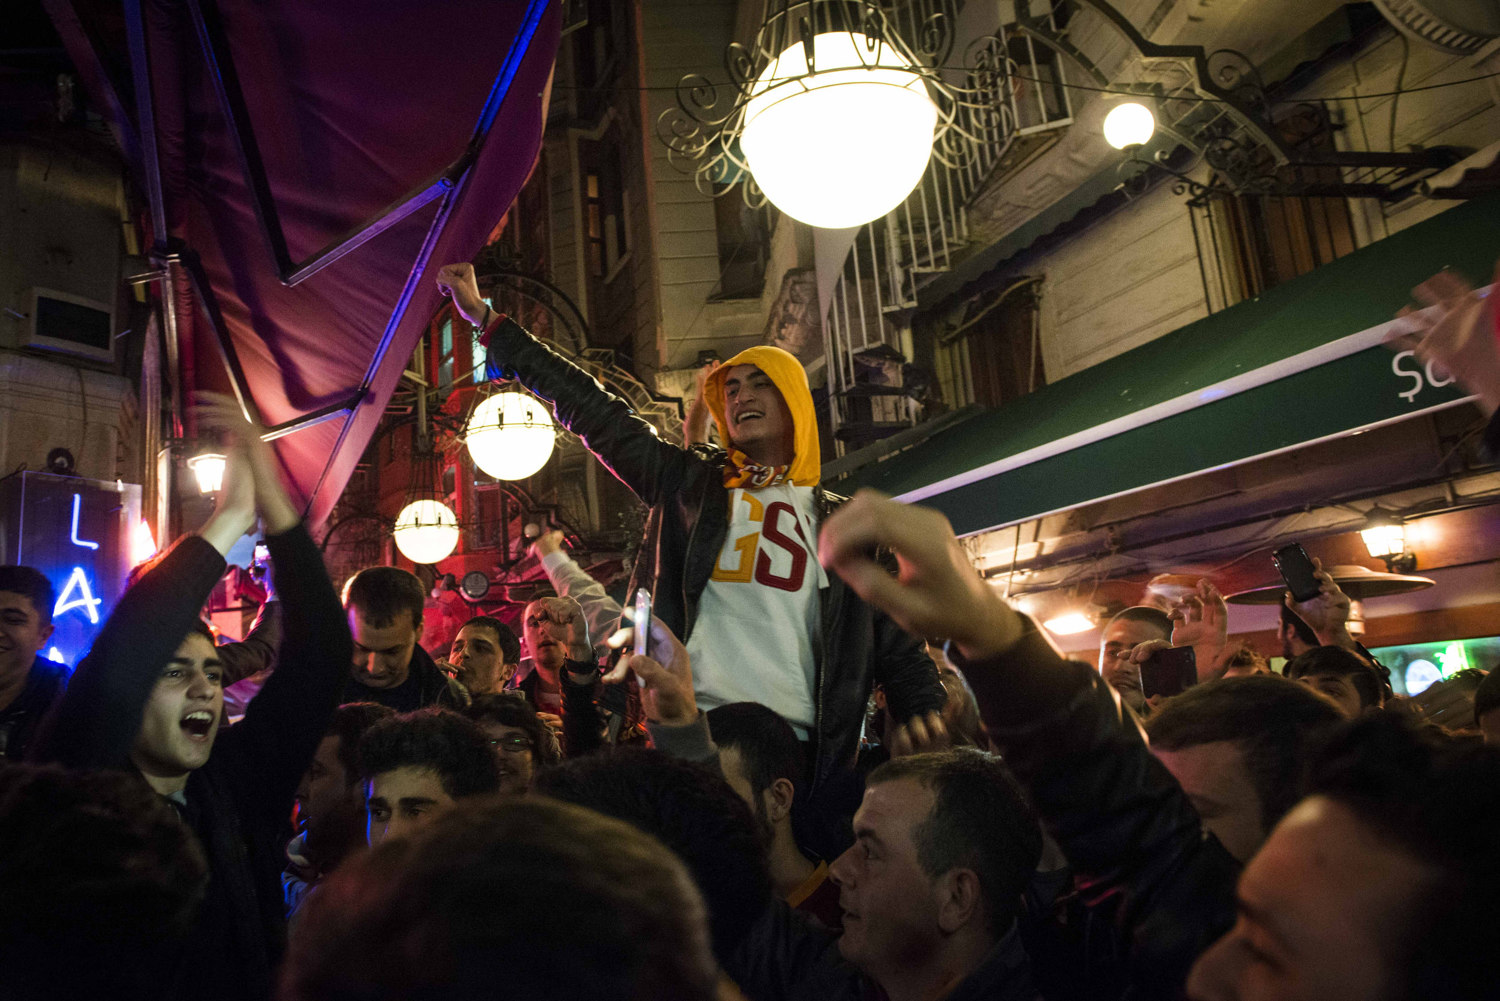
[690,345,827,734]
[703,345,821,488]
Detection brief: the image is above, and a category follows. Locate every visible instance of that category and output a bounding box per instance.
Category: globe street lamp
[392,498,460,565]
[465,391,556,481]
[740,31,937,228]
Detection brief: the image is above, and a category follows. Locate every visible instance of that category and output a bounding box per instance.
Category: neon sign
[1,472,141,670]
[54,565,102,624]
[70,494,99,550]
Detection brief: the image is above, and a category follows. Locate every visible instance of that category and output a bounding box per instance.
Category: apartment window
[580,139,627,279]
[712,183,775,300]
[571,0,617,121]
[469,484,505,550]
[471,296,493,383]
[1206,107,1356,305]
[438,318,454,395]
[938,280,1044,409]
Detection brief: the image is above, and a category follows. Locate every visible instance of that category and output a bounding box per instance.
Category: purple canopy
[48,0,561,525]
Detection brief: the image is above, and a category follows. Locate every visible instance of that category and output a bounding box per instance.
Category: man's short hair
[281,797,718,1001]
[1474,668,1500,727]
[1107,605,1173,639]
[1278,603,1320,648]
[867,749,1042,936]
[327,703,396,782]
[1307,713,1500,1000]
[185,617,215,645]
[0,764,209,1000]
[357,708,501,799]
[461,615,521,665]
[0,566,55,626]
[1145,676,1343,829]
[705,702,804,796]
[463,693,561,768]
[536,747,772,960]
[1284,646,1382,709]
[344,566,425,629]
[1220,642,1269,675]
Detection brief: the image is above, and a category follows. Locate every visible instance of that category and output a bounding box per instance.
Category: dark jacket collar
[940,926,1038,1001]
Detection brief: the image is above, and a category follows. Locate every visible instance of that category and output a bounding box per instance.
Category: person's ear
[935,867,982,934]
[765,777,796,824]
[36,621,54,649]
[500,661,517,685]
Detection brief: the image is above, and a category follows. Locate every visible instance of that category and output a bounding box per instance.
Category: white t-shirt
[686,484,825,736]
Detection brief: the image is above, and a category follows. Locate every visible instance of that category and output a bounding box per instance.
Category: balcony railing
[822,7,1074,454]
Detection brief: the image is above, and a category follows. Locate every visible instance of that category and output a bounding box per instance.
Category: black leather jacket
[953,625,1242,999]
[484,318,944,790]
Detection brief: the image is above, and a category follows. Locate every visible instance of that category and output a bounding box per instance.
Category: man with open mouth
[30,393,352,1001]
[438,261,946,825]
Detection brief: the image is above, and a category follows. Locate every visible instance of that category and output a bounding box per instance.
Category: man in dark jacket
[343,565,468,711]
[814,490,1242,998]
[0,565,66,761]
[30,393,354,1001]
[605,629,1042,1001]
[436,262,943,792]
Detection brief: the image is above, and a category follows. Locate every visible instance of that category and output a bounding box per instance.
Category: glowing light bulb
[1360,509,1406,559]
[1043,612,1095,635]
[186,452,226,494]
[1103,102,1155,149]
[465,392,556,481]
[392,499,460,565]
[740,31,937,228]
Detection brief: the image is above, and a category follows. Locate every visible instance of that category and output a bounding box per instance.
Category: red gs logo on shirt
[712,496,812,592]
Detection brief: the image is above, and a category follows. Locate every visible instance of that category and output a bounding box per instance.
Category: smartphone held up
[1140,646,1197,700]
[1272,543,1322,603]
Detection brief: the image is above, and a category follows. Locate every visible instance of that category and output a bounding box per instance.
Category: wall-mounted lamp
[1361,507,1416,573]
[185,451,227,494]
[1102,101,1155,149]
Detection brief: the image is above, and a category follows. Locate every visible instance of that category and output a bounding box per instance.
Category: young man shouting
[436,262,943,794]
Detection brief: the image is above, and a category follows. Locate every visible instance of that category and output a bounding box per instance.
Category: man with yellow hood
[435,263,945,797]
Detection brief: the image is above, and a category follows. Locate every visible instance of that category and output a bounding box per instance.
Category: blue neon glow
[71,494,99,550]
[54,565,102,625]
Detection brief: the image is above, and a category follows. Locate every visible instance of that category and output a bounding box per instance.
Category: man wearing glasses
[463,693,561,795]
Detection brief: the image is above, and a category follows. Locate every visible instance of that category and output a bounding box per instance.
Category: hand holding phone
[1140,646,1197,700]
[1272,543,1322,604]
[631,589,652,669]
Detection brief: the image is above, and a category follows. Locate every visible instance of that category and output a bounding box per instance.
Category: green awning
[835,192,1500,537]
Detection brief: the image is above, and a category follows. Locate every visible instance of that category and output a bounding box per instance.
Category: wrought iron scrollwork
[654,0,1025,210]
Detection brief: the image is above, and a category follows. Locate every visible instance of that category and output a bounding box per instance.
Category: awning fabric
[835,192,1500,537]
[48,0,561,527]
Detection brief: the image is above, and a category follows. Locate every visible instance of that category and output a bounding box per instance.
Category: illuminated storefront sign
[1370,636,1499,697]
[0,472,141,669]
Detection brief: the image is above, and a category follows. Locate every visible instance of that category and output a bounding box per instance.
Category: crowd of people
[0,262,1497,1001]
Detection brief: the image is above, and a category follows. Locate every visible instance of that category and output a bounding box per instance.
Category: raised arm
[217,599,282,685]
[532,531,624,655]
[868,609,946,725]
[31,444,254,770]
[437,263,699,507]
[818,491,1240,999]
[196,395,352,809]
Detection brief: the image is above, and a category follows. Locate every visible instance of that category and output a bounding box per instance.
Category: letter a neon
[54,566,102,624]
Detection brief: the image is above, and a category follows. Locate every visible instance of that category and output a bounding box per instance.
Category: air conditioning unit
[23,287,115,365]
